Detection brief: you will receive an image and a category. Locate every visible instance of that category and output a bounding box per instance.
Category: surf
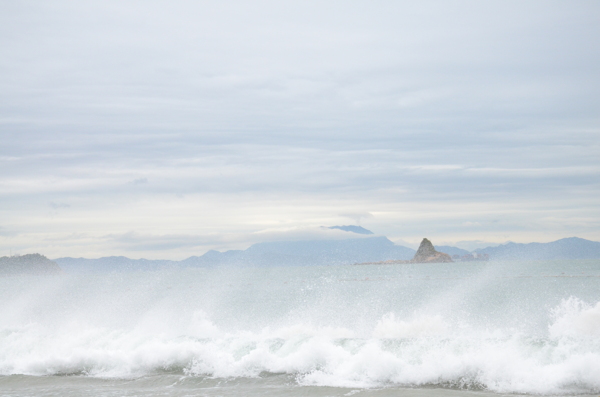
[0,260,599,395]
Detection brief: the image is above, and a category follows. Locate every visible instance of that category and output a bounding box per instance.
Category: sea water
[1,260,599,396]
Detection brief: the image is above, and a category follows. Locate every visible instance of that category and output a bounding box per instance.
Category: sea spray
[549,297,600,338]
[0,260,599,394]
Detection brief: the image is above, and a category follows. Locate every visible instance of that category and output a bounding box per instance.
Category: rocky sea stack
[0,253,63,275]
[355,238,453,265]
[411,238,453,263]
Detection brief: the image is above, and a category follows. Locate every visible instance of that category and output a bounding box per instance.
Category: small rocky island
[0,253,63,275]
[411,238,453,263]
[357,238,453,265]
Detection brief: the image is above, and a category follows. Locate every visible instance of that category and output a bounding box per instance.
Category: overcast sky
[1,1,599,259]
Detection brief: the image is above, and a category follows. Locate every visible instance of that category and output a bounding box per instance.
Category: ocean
[1,259,599,396]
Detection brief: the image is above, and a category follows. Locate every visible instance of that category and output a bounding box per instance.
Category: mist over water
[1,260,599,396]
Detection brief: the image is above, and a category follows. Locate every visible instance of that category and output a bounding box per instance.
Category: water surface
[1,260,599,396]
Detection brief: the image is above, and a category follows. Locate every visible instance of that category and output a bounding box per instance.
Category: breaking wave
[2,261,600,395]
[1,299,599,394]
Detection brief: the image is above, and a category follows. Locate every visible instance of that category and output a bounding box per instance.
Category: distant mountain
[436,246,471,257]
[183,236,414,266]
[54,256,177,273]
[56,236,415,271]
[328,225,374,235]
[52,236,600,272]
[474,237,600,260]
[0,254,62,275]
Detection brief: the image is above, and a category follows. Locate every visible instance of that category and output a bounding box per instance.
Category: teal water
[1,260,599,396]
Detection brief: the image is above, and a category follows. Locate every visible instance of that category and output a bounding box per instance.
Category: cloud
[0,227,18,238]
[250,226,373,242]
[130,178,148,185]
[0,1,599,257]
[98,225,372,257]
[104,231,206,252]
[49,202,70,209]
[462,221,482,227]
[339,212,374,224]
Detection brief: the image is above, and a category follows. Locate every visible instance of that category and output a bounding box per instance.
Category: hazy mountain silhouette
[327,225,374,235]
[435,246,471,257]
[53,236,600,272]
[474,237,600,260]
[55,256,177,273]
[182,236,414,267]
[55,236,414,271]
[0,254,62,275]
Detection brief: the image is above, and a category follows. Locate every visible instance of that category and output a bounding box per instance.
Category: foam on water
[1,261,599,395]
[2,300,599,393]
[550,297,600,338]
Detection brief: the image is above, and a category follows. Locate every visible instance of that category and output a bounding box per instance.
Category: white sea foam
[1,301,599,394]
[373,313,448,338]
[549,296,600,338]
[1,263,599,395]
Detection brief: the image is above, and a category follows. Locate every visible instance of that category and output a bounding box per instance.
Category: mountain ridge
[327,225,374,235]
[51,236,600,272]
[473,237,600,260]
[0,254,63,275]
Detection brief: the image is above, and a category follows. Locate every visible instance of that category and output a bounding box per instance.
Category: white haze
[0,1,599,258]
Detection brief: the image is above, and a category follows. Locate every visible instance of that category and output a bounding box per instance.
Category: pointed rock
[411,238,453,263]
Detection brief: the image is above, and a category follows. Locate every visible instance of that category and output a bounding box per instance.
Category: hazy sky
[1,1,599,259]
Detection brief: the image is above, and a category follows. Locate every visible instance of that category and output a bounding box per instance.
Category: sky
[1,1,599,259]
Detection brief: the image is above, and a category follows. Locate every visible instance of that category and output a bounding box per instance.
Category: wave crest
[2,302,600,394]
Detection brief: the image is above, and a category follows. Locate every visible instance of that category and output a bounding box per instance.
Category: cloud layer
[1,1,599,258]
